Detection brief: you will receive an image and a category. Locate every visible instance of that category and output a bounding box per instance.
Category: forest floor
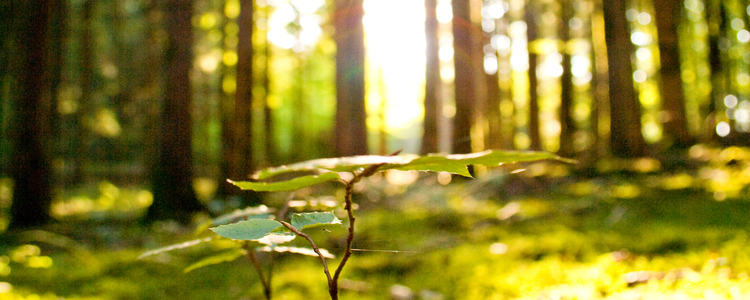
[1,145,750,299]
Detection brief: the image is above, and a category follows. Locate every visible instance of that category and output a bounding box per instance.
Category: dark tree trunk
[526,4,541,151]
[73,0,94,184]
[422,0,440,154]
[146,0,205,224]
[654,0,691,148]
[602,0,647,158]
[10,0,54,229]
[452,0,476,154]
[558,0,575,157]
[48,0,67,160]
[261,4,275,165]
[704,0,726,142]
[485,67,502,150]
[231,0,254,179]
[334,0,368,156]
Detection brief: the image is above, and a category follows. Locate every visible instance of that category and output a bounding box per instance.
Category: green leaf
[183,249,245,273]
[228,172,342,191]
[210,219,282,240]
[291,212,342,231]
[256,245,335,258]
[249,150,573,180]
[391,150,574,177]
[252,155,416,179]
[138,237,213,260]
[211,205,273,226]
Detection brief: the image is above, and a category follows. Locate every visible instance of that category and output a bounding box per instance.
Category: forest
[2,0,750,298]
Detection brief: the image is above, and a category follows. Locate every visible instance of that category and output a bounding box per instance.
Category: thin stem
[243,242,272,300]
[329,180,355,299]
[278,221,334,285]
[329,150,401,299]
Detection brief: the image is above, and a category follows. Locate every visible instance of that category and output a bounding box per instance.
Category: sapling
[141,150,572,300]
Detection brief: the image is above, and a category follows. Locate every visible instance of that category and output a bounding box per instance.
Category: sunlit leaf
[138,237,213,260]
[291,212,342,231]
[211,205,273,226]
[250,150,571,180]
[257,246,334,258]
[183,249,245,273]
[228,172,342,191]
[251,155,416,179]
[256,234,296,245]
[210,219,282,240]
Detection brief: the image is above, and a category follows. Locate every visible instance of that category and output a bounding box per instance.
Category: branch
[243,242,271,300]
[277,221,333,285]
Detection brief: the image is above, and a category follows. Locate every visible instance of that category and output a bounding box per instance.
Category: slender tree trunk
[73,0,94,184]
[485,65,502,149]
[146,0,205,224]
[10,0,53,229]
[526,4,541,151]
[232,0,254,178]
[422,0,440,154]
[654,0,691,148]
[704,0,726,142]
[452,0,476,154]
[48,0,67,164]
[558,0,575,157]
[262,4,275,165]
[334,0,368,156]
[602,0,647,158]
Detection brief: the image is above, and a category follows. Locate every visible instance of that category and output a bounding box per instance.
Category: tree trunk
[422,0,440,154]
[654,0,691,148]
[146,0,205,224]
[602,0,647,158]
[232,0,254,179]
[73,0,94,184]
[703,0,726,142]
[558,0,575,157]
[526,4,541,151]
[334,0,367,157]
[452,0,476,154]
[485,66,502,150]
[10,0,54,229]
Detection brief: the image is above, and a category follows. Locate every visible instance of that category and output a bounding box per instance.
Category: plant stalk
[243,242,272,300]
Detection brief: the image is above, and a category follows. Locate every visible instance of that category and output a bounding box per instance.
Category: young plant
[210,150,572,299]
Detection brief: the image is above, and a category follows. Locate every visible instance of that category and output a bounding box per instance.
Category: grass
[3,147,750,299]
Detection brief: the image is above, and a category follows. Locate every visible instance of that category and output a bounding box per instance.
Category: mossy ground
[3,148,750,299]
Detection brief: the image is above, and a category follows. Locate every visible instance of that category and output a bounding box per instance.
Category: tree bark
[10,0,54,229]
[72,0,94,184]
[146,0,205,224]
[654,0,691,148]
[422,0,440,154]
[526,4,541,151]
[558,0,575,157]
[334,0,368,156]
[452,0,476,154]
[602,0,647,158]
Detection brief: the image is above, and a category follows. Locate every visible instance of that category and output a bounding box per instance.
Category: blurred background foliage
[4,0,750,298]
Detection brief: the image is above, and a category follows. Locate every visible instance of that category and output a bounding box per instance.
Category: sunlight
[363,0,427,134]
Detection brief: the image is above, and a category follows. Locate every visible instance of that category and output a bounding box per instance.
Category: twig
[277,221,333,285]
[329,150,402,299]
[243,242,272,300]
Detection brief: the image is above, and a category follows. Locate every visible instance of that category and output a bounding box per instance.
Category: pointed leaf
[291,212,342,231]
[183,249,245,273]
[138,237,213,260]
[392,150,575,177]
[257,246,335,258]
[210,219,282,240]
[211,205,273,226]
[228,172,342,192]
[252,155,416,179]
